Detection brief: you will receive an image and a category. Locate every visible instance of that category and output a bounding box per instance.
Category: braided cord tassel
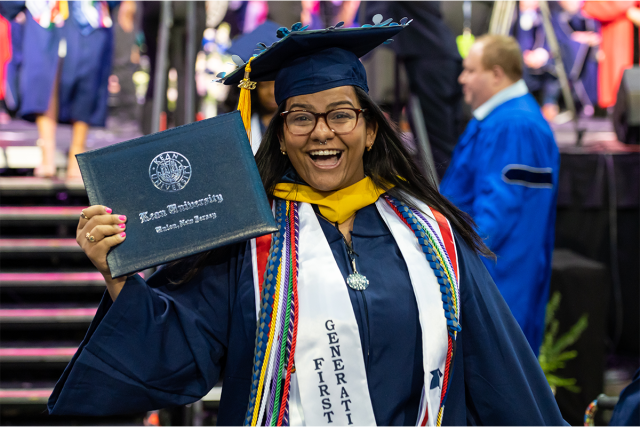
[252,202,289,425]
[269,204,297,424]
[244,200,287,425]
[271,256,293,426]
[385,196,461,333]
[407,205,459,321]
[436,335,457,426]
[263,209,292,426]
[278,202,299,426]
[384,196,460,425]
[584,399,597,426]
[265,204,293,425]
[417,219,459,325]
[270,278,292,424]
[410,207,460,317]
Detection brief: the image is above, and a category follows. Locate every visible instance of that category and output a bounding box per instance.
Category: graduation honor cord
[246,196,460,426]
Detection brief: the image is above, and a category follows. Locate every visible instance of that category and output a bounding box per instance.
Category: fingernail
[118,223,126,229]
[120,232,126,238]
[119,215,127,221]
[105,207,112,214]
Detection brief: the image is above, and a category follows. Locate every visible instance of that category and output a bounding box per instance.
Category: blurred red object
[159,111,167,132]
[0,14,11,101]
[143,410,161,426]
[582,1,640,108]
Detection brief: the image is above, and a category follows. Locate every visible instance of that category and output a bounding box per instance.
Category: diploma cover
[77,111,277,278]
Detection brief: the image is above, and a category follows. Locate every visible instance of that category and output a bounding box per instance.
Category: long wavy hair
[169,86,491,283]
[257,86,491,255]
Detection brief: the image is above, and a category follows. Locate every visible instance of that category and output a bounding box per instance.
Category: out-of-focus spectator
[514,1,601,120]
[264,1,302,29]
[0,1,117,180]
[555,0,600,116]
[516,0,561,121]
[440,35,559,355]
[362,1,463,179]
[140,1,207,134]
[109,1,139,124]
[582,1,640,108]
[441,0,493,42]
[249,81,277,149]
[300,0,360,29]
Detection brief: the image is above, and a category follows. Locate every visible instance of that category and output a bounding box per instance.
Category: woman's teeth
[309,149,342,166]
[309,150,341,156]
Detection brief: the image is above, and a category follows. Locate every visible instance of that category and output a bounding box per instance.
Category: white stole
[251,198,456,426]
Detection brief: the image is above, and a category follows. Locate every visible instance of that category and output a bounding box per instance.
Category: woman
[48,20,566,426]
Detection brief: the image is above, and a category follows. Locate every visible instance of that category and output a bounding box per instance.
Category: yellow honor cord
[273,177,392,224]
[237,57,256,143]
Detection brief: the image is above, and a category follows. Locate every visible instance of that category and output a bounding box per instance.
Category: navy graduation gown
[610,369,640,426]
[0,1,113,126]
[48,204,566,425]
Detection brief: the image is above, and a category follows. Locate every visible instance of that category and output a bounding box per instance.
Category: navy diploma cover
[77,111,277,278]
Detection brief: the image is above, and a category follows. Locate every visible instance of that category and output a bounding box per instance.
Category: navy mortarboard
[216,15,411,137]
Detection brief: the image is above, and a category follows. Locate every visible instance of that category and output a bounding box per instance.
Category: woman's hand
[570,31,601,47]
[78,206,127,299]
[523,48,549,70]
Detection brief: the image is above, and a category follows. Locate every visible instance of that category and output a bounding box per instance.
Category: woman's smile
[307,149,344,168]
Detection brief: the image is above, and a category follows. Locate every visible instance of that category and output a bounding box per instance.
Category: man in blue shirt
[440,35,559,355]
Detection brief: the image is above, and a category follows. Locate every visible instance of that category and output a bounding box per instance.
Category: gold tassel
[237,57,257,142]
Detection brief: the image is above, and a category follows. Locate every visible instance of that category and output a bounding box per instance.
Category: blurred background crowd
[0,1,638,426]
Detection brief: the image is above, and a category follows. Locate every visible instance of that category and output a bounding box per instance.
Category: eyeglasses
[280,108,367,136]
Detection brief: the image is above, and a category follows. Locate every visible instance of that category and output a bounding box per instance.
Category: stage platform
[0,117,141,172]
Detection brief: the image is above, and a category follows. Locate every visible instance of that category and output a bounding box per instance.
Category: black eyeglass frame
[280,108,367,136]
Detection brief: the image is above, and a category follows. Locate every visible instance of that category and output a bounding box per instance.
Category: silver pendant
[347,273,369,291]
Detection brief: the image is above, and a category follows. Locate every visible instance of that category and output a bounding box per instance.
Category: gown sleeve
[471,118,556,256]
[453,237,568,425]
[47,244,249,416]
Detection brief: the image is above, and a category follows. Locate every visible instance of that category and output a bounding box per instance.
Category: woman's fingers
[97,232,127,251]
[78,214,127,238]
[78,205,113,230]
[74,205,128,278]
[77,212,127,247]
[85,223,126,243]
[82,231,127,276]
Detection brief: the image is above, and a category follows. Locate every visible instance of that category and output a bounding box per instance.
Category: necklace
[343,238,369,291]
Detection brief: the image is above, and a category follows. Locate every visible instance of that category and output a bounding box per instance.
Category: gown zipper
[339,226,371,369]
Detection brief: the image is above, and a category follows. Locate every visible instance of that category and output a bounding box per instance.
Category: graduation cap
[216,15,411,139]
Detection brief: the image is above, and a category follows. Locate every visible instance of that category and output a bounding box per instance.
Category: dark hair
[168,86,491,283]
[256,86,492,257]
